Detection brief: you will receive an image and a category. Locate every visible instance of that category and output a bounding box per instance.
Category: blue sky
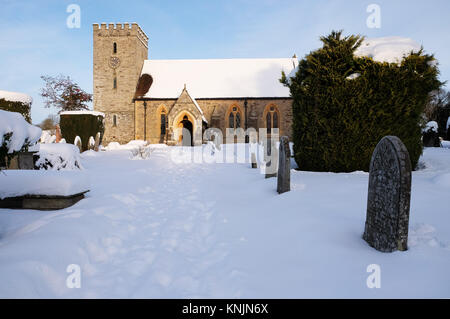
[1,0,449,124]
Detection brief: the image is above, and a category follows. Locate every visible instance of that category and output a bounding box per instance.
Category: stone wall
[93,23,148,144]
[134,98,293,144]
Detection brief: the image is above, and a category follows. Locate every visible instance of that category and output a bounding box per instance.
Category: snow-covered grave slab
[0,170,89,210]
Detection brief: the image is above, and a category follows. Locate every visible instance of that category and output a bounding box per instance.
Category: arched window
[229,113,234,128]
[265,104,280,134]
[227,105,242,129]
[160,112,166,135]
[113,115,117,127]
[113,42,117,54]
[113,77,117,89]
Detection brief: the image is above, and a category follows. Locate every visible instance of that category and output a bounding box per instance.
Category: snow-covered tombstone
[0,110,42,169]
[277,136,291,194]
[363,136,412,252]
[74,136,82,153]
[423,121,440,147]
[88,136,95,150]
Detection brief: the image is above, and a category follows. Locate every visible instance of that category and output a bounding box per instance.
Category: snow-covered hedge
[0,110,41,168]
[0,90,33,123]
[35,143,82,170]
[59,111,105,152]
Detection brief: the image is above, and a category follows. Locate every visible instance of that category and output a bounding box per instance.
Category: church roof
[139,58,297,99]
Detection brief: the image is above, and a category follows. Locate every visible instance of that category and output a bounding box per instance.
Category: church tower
[93,23,148,144]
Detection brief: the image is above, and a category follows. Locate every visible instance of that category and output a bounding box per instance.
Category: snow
[424,121,439,133]
[60,110,105,117]
[447,117,450,130]
[40,130,56,144]
[0,144,449,298]
[355,36,422,64]
[140,58,297,98]
[0,90,33,104]
[0,170,89,199]
[0,110,42,153]
[36,143,82,170]
[346,73,361,80]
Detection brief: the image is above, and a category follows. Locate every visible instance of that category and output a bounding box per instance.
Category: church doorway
[180,115,193,146]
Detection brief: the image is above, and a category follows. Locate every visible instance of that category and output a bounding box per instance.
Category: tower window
[113,42,117,54]
[113,77,117,89]
[113,115,117,127]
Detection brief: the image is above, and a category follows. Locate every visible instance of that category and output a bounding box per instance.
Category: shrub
[281,31,442,172]
[0,98,31,123]
[59,113,104,152]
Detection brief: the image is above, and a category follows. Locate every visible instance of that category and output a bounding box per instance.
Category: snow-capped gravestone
[74,136,82,153]
[277,136,291,194]
[363,136,412,252]
[264,138,278,178]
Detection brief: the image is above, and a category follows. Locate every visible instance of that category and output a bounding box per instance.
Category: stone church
[93,23,297,145]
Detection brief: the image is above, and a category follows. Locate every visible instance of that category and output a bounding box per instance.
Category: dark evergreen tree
[281,30,442,172]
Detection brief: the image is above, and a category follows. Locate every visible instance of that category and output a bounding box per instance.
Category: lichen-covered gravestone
[363,136,412,252]
[277,136,291,194]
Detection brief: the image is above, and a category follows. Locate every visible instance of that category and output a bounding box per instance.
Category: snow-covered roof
[355,36,421,64]
[140,58,298,99]
[60,110,105,117]
[183,87,207,123]
[0,90,33,105]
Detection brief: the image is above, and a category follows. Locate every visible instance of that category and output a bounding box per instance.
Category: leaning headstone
[265,138,278,178]
[363,136,412,252]
[94,132,101,151]
[74,136,82,153]
[277,136,291,194]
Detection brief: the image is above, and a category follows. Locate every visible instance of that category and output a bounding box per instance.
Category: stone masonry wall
[93,23,148,145]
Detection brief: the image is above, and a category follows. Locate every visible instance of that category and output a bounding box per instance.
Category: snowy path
[0,145,449,298]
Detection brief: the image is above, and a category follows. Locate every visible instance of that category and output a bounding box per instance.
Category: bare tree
[40,74,92,113]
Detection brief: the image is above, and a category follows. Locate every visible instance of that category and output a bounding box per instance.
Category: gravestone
[88,136,95,150]
[94,132,101,151]
[74,136,82,153]
[251,152,257,168]
[363,136,412,252]
[277,136,291,194]
[265,138,278,178]
[55,124,62,143]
